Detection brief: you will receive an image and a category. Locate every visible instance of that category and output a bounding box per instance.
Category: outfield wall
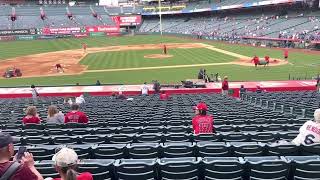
[0,25,123,42]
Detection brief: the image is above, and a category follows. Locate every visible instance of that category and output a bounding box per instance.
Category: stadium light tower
[158,0,163,35]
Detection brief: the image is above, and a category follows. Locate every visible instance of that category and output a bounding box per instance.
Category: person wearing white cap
[292,109,320,145]
[51,148,93,180]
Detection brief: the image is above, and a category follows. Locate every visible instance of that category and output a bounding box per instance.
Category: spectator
[63,97,73,106]
[65,104,88,124]
[95,80,101,86]
[52,147,93,180]
[239,85,246,97]
[221,76,229,95]
[160,91,170,100]
[256,86,262,93]
[75,95,85,105]
[141,82,149,95]
[23,106,41,124]
[30,85,39,101]
[47,105,64,124]
[153,80,161,94]
[117,91,127,100]
[0,132,43,180]
[192,102,214,135]
[316,78,320,93]
[292,109,320,145]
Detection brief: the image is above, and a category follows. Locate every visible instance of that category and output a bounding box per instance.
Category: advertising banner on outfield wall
[111,15,142,26]
[89,32,105,37]
[74,33,89,38]
[0,29,36,36]
[17,35,37,40]
[0,36,15,41]
[85,25,120,33]
[38,27,86,35]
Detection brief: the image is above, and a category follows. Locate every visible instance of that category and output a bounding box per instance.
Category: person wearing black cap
[0,132,43,180]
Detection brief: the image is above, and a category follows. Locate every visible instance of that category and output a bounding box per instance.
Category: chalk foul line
[85,62,233,73]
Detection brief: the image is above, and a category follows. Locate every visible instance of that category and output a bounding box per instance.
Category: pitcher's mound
[144,54,173,59]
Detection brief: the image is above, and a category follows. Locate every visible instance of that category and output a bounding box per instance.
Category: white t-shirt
[76,96,85,104]
[292,120,320,145]
[141,85,149,95]
[31,88,38,98]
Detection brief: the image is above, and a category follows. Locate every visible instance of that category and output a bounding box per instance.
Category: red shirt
[284,50,288,57]
[65,111,88,124]
[55,64,62,68]
[192,115,214,135]
[83,44,87,49]
[0,161,37,180]
[22,116,40,124]
[222,80,229,90]
[264,56,270,62]
[252,56,259,64]
[53,172,93,180]
[160,93,170,100]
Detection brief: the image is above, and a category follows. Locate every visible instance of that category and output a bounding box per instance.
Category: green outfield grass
[0,35,318,87]
[80,48,235,70]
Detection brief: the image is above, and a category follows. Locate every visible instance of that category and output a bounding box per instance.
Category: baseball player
[251,55,259,68]
[292,109,320,145]
[82,43,87,53]
[284,49,289,61]
[55,63,64,73]
[163,44,167,55]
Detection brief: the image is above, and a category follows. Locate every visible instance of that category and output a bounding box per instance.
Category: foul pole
[158,0,163,35]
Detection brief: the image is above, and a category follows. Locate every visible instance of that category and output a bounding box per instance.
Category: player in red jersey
[252,55,259,68]
[82,43,87,53]
[284,49,289,61]
[163,44,167,55]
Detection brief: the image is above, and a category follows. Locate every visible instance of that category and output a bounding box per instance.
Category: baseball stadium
[0,0,319,179]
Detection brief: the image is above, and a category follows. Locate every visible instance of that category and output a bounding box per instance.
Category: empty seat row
[17,142,320,160]
[3,123,304,136]
[12,131,299,145]
[35,156,320,180]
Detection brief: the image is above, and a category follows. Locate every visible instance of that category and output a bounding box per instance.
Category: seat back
[203,157,243,180]
[158,157,200,180]
[115,159,157,180]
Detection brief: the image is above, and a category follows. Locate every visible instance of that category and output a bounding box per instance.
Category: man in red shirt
[221,76,229,96]
[192,102,214,135]
[0,132,43,180]
[284,49,288,61]
[65,104,88,124]
[252,55,259,68]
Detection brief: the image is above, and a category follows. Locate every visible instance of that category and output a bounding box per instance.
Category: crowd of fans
[140,13,320,43]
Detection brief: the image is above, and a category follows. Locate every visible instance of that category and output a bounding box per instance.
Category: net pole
[158,0,162,35]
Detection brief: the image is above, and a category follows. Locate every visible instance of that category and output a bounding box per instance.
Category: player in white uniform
[292,109,320,145]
